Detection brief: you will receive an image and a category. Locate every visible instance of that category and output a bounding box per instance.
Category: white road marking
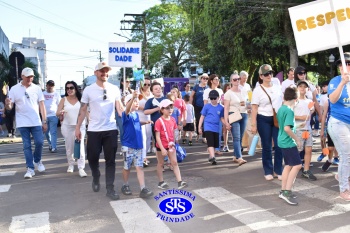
[194,187,310,233]
[0,185,11,193]
[110,198,171,233]
[9,212,50,233]
[0,171,16,176]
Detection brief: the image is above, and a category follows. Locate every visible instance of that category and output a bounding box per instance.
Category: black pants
[194,106,205,138]
[87,130,118,190]
[5,109,16,135]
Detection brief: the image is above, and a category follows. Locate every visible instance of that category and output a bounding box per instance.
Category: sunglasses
[66,86,75,90]
[25,92,30,99]
[232,78,241,82]
[143,83,151,86]
[297,71,306,75]
[202,78,209,80]
[103,89,107,100]
[162,105,174,110]
[262,72,273,77]
[210,97,218,100]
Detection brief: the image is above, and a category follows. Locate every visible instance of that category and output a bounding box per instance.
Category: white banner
[289,0,350,56]
[108,42,142,68]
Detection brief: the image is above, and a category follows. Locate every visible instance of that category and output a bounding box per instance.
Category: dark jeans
[194,106,205,138]
[5,109,16,135]
[87,130,118,190]
[311,112,319,130]
[257,114,283,175]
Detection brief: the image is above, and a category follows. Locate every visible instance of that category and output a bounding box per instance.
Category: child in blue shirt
[121,91,153,198]
[198,90,225,165]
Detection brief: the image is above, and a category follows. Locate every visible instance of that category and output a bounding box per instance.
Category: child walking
[182,94,195,146]
[121,92,154,198]
[154,99,187,190]
[277,87,302,205]
[198,90,225,165]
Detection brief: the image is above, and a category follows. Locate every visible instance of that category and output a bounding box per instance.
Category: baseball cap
[21,67,35,77]
[94,62,112,71]
[159,99,173,109]
[296,80,309,88]
[46,80,55,86]
[209,90,219,98]
[259,64,274,75]
[335,52,350,66]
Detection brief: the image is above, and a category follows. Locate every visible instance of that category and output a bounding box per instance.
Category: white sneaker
[79,169,87,177]
[67,165,74,173]
[34,161,45,172]
[24,168,35,179]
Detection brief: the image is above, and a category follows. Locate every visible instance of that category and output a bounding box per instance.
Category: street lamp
[329,54,335,77]
[76,71,84,83]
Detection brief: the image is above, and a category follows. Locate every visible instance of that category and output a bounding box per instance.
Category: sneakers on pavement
[51,148,57,153]
[182,139,187,144]
[106,189,120,200]
[78,169,87,177]
[140,187,153,198]
[158,181,169,190]
[178,181,188,189]
[67,165,74,173]
[321,160,332,172]
[279,190,297,199]
[221,146,229,152]
[333,157,339,165]
[24,168,35,179]
[188,141,192,146]
[339,190,350,201]
[208,157,217,165]
[301,170,317,181]
[280,190,298,205]
[317,153,325,162]
[49,146,52,152]
[34,161,45,172]
[121,184,132,195]
[264,174,274,181]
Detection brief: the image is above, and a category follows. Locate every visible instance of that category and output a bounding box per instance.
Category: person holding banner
[327,52,350,201]
[251,64,283,181]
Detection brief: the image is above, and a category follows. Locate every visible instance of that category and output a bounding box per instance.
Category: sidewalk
[0,129,22,144]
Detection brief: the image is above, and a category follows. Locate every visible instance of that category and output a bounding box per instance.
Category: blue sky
[0,0,160,87]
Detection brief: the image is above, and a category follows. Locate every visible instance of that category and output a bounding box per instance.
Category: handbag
[159,118,187,162]
[260,85,279,128]
[229,110,242,124]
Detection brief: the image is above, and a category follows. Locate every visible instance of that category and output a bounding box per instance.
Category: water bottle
[248,135,259,156]
[74,139,80,159]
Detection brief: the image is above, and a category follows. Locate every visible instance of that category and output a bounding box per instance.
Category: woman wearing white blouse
[251,64,283,181]
[56,81,87,177]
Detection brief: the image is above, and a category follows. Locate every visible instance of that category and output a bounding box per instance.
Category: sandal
[237,158,247,166]
[166,163,174,171]
[215,150,223,156]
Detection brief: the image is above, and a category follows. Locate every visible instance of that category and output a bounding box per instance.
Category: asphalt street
[0,130,349,233]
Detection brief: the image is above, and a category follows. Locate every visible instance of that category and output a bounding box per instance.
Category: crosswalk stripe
[0,171,16,176]
[9,212,50,233]
[194,187,310,233]
[0,185,11,193]
[110,198,171,233]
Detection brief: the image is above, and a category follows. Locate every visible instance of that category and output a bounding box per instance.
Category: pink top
[173,98,187,120]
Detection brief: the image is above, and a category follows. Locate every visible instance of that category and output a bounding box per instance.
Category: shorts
[204,131,219,148]
[183,123,194,132]
[327,132,334,147]
[296,129,313,151]
[281,147,302,166]
[175,128,180,141]
[122,146,143,170]
[156,147,169,152]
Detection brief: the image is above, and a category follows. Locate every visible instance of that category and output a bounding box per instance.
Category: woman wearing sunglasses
[56,81,87,177]
[251,64,283,181]
[137,77,153,166]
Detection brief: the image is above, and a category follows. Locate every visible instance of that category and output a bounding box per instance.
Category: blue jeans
[328,117,350,193]
[45,116,58,149]
[230,113,248,159]
[257,114,283,175]
[18,126,44,169]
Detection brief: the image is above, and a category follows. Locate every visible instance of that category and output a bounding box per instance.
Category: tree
[131,3,192,77]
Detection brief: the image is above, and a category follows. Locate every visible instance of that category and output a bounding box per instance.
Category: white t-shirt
[43,91,61,117]
[256,77,281,88]
[9,82,44,127]
[81,83,120,131]
[224,89,248,113]
[305,82,316,100]
[319,94,328,107]
[185,103,195,123]
[239,83,251,92]
[137,93,153,122]
[294,98,313,130]
[281,79,295,93]
[203,87,223,104]
[251,84,283,116]
[62,97,85,126]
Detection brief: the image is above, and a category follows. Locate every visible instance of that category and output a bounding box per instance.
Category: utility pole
[120,13,148,70]
[90,49,102,62]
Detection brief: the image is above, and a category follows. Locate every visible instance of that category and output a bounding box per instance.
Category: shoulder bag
[228,90,243,124]
[260,85,279,128]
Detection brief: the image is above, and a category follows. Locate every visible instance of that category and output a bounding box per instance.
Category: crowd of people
[2,54,350,204]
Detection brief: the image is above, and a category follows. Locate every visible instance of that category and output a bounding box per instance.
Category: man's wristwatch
[42,120,47,124]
